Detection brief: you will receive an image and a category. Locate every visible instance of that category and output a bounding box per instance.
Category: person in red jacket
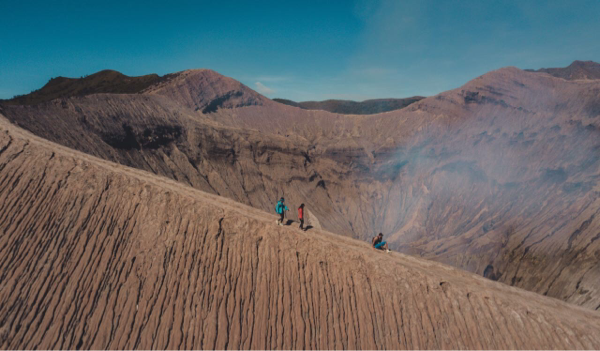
[298,203,305,231]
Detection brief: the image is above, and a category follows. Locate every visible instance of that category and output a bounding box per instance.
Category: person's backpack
[275,201,283,214]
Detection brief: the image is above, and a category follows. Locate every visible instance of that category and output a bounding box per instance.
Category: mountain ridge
[527,60,600,80]
[2,62,600,311]
[1,114,599,349]
[143,69,269,113]
[272,96,425,115]
[4,61,598,107]
[2,69,167,105]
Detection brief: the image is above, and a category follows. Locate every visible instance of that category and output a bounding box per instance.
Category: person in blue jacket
[275,197,289,225]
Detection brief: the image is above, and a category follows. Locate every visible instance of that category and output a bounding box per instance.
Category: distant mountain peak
[143,68,268,113]
[527,60,600,80]
[272,96,425,115]
[2,70,163,105]
[570,60,598,66]
[1,68,269,113]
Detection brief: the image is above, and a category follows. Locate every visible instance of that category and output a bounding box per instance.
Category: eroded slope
[1,117,600,349]
[3,64,600,311]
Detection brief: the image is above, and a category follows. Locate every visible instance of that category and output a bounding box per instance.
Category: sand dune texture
[1,116,600,349]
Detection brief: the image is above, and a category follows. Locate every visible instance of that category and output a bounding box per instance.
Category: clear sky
[1,0,600,101]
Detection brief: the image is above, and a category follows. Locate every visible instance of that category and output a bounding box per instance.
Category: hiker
[372,233,390,253]
[275,197,289,225]
[298,203,305,231]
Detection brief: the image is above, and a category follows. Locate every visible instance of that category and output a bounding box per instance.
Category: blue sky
[1,0,599,101]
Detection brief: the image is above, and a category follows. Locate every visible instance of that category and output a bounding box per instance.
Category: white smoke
[255,82,275,95]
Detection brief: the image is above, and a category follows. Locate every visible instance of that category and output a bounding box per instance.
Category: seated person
[372,233,390,252]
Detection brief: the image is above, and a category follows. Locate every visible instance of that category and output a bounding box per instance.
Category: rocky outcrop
[1,116,600,349]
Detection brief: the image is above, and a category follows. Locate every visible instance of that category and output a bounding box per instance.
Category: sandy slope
[1,115,600,349]
[4,65,600,311]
